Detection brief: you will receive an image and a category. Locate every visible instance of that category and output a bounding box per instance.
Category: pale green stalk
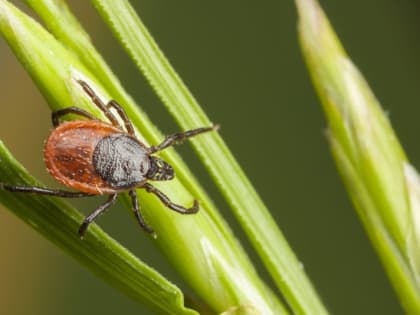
[89,0,328,314]
[295,0,420,313]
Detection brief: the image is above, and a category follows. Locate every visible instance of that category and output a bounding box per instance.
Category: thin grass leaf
[0,1,287,313]
[295,0,420,312]
[89,0,328,314]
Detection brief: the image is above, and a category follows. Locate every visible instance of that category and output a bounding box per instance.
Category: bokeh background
[1,1,420,314]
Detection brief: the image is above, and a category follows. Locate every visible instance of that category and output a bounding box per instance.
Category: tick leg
[149,125,219,153]
[129,190,155,234]
[143,183,199,214]
[76,80,122,130]
[78,193,118,238]
[0,183,94,198]
[107,100,135,135]
[52,106,98,127]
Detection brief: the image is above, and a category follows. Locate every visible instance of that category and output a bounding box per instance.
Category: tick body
[2,80,217,237]
[44,120,150,194]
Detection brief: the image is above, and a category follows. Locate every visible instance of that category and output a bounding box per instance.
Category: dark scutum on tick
[93,134,151,189]
[0,80,218,238]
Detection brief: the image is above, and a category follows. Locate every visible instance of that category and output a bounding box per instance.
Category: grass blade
[295,0,420,312]
[89,0,328,313]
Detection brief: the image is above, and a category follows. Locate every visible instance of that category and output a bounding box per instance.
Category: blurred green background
[1,1,419,314]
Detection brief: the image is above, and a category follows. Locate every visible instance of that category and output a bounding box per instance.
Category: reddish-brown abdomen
[44,120,122,194]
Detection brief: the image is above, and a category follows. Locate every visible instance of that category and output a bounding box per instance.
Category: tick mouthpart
[146,156,175,181]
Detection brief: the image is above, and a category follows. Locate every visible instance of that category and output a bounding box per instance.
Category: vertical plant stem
[89,1,328,314]
[295,0,420,312]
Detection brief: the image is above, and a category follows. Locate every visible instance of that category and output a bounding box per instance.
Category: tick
[0,80,217,238]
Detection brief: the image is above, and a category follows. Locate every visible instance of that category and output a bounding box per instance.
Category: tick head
[146,156,174,181]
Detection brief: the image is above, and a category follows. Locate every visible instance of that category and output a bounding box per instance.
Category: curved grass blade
[89,0,328,314]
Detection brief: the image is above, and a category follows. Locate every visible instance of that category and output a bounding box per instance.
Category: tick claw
[188,200,199,214]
